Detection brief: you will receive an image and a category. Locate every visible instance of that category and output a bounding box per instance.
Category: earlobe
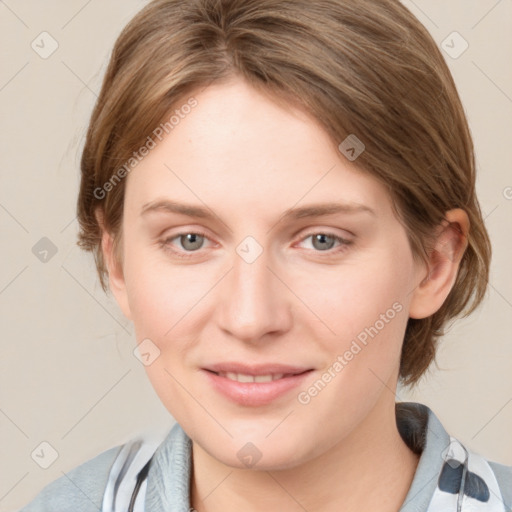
[409,209,469,319]
[98,221,133,321]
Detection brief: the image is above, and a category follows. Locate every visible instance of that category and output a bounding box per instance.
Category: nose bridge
[218,236,288,341]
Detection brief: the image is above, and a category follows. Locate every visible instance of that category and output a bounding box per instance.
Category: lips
[204,362,312,376]
[202,362,314,406]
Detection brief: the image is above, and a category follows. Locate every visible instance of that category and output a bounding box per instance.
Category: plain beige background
[0,1,511,510]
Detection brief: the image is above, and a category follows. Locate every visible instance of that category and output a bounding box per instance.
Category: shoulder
[430,425,512,510]
[398,402,512,511]
[17,443,123,512]
[17,430,167,512]
[487,460,512,508]
[432,437,512,511]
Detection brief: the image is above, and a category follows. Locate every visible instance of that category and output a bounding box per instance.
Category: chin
[201,434,311,472]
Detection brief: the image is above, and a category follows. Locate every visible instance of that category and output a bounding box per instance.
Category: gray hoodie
[18,402,512,512]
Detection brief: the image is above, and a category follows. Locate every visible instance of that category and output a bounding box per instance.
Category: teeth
[254,375,273,383]
[237,373,254,383]
[218,372,285,382]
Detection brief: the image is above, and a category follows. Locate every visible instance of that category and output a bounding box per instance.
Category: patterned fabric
[96,402,511,511]
[100,437,161,512]
[427,437,507,512]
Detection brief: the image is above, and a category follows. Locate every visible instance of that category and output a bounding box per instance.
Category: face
[107,77,428,470]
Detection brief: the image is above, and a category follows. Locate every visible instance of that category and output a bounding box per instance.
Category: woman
[19,0,511,510]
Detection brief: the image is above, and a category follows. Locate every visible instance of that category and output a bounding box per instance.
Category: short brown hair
[77,0,491,386]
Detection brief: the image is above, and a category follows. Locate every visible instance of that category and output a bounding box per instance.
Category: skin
[100,76,469,512]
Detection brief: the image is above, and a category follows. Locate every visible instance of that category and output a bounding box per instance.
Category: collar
[143,402,508,511]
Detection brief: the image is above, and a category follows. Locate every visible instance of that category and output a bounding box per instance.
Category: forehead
[124,77,393,220]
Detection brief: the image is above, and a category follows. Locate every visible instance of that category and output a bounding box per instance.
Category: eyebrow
[140,199,376,222]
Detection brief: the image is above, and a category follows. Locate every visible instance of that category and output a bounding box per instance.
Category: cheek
[123,228,413,346]
[125,264,201,340]
[294,243,413,391]
[298,253,411,338]
[291,262,410,431]
[122,241,222,357]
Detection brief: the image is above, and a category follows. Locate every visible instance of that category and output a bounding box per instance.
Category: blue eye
[159,230,353,259]
[160,231,212,258]
[175,233,205,251]
[299,232,353,253]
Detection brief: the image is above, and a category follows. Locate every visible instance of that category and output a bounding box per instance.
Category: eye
[175,233,205,251]
[298,232,353,253]
[159,231,213,258]
[159,230,353,259]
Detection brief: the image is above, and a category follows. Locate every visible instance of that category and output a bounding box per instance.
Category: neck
[190,397,419,512]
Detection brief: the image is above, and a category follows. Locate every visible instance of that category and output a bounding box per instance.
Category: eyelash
[158,230,353,260]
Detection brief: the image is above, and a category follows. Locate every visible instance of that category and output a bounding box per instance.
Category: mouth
[201,363,314,406]
[206,370,308,382]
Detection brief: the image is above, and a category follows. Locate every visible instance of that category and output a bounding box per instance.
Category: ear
[96,209,132,320]
[408,208,470,319]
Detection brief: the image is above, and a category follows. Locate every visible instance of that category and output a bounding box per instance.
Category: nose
[216,241,292,343]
